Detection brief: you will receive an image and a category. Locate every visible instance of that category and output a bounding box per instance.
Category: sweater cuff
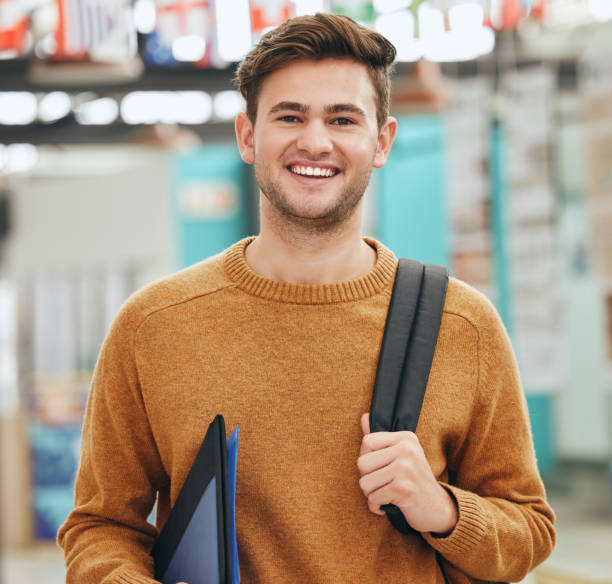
[422,483,488,556]
[114,570,159,584]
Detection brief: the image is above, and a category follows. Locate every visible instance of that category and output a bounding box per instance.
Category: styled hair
[235,13,396,129]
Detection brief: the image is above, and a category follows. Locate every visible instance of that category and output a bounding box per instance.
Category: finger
[362,430,418,453]
[367,480,402,516]
[359,464,396,497]
[361,412,370,436]
[357,445,397,476]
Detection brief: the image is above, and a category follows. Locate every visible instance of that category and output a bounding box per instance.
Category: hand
[357,413,458,535]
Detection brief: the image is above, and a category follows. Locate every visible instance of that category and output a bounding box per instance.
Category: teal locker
[172,144,250,268]
[377,115,449,267]
[489,121,557,475]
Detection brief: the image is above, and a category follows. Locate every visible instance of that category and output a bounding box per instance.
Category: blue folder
[152,415,240,584]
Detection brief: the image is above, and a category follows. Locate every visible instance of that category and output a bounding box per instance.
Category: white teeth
[290,166,336,177]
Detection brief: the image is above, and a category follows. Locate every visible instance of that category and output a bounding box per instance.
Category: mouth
[286,164,340,179]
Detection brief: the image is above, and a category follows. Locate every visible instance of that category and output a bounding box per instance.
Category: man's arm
[357,297,555,582]
[58,300,168,584]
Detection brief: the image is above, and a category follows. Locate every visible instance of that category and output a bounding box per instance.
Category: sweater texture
[58,237,555,584]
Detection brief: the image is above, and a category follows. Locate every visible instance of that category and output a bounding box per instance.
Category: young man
[58,13,555,583]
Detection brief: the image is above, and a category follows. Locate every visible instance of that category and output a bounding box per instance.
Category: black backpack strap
[370,258,424,434]
[370,258,449,534]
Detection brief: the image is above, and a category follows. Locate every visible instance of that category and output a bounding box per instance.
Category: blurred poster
[54,0,136,60]
[581,52,612,285]
[143,0,214,67]
[0,0,29,56]
[607,294,612,362]
[0,282,18,417]
[501,67,563,390]
[250,0,292,39]
[446,78,495,300]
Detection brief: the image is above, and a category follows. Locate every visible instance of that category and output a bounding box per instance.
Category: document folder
[152,415,240,584]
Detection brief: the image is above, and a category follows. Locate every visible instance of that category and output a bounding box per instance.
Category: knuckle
[397,440,413,457]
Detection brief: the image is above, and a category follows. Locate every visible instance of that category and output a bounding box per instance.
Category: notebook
[152,414,239,584]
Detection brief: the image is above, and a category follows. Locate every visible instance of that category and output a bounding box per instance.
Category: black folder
[152,414,239,584]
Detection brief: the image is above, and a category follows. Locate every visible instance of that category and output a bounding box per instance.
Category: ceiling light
[172,35,206,62]
[75,97,119,125]
[38,92,72,123]
[588,0,612,22]
[174,92,212,124]
[293,0,328,15]
[215,0,251,62]
[133,0,156,34]
[4,144,39,174]
[213,91,245,120]
[0,92,38,125]
[449,2,484,31]
[373,0,411,13]
[121,91,160,125]
[375,10,420,62]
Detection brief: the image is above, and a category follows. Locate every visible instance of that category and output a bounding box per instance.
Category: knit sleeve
[422,295,556,582]
[57,298,168,584]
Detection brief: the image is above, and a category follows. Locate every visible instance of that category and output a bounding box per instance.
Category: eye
[278,115,301,123]
[332,117,355,126]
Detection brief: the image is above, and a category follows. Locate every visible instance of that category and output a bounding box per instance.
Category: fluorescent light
[373,0,411,14]
[121,91,159,125]
[374,10,420,62]
[424,26,495,62]
[0,145,7,171]
[0,92,38,125]
[133,0,156,34]
[213,90,245,120]
[172,35,206,62]
[419,3,445,57]
[121,91,212,125]
[293,0,328,16]
[174,92,212,124]
[4,144,39,174]
[215,0,252,62]
[589,0,612,22]
[38,92,72,123]
[75,97,119,125]
[449,2,484,31]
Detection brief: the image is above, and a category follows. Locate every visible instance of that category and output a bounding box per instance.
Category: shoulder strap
[369,258,449,534]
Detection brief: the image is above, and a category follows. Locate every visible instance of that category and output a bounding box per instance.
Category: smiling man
[58,13,555,584]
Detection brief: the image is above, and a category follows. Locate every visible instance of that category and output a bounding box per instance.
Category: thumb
[361,412,370,435]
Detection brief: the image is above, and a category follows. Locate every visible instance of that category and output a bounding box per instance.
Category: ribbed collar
[223,236,397,305]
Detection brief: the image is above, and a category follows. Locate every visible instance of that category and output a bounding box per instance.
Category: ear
[235,111,255,165]
[373,116,397,169]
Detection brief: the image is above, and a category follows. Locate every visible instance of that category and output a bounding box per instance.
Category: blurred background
[1,0,611,582]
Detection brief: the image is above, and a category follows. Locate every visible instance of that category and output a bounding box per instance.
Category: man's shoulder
[116,248,235,330]
[443,276,506,336]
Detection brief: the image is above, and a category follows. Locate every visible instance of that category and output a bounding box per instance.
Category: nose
[295,119,333,157]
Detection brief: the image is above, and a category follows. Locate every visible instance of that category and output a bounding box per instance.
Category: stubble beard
[254,159,374,237]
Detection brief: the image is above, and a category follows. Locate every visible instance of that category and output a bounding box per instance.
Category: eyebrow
[268,101,309,115]
[267,101,367,118]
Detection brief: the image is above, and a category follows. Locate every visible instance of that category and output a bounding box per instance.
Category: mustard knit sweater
[58,237,555,584]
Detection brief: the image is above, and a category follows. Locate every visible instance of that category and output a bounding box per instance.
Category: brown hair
[235,13,396,129]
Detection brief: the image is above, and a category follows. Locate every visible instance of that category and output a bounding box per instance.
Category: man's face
[236,58,396,232]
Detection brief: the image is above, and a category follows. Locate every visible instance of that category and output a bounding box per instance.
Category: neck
[245,199,376,285]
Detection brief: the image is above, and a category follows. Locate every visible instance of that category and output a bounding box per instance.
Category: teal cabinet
[378,115,448,267]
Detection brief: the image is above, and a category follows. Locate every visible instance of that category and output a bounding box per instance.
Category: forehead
[257,58,377,115]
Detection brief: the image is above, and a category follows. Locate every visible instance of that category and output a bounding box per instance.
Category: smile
[288,165,339,178]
